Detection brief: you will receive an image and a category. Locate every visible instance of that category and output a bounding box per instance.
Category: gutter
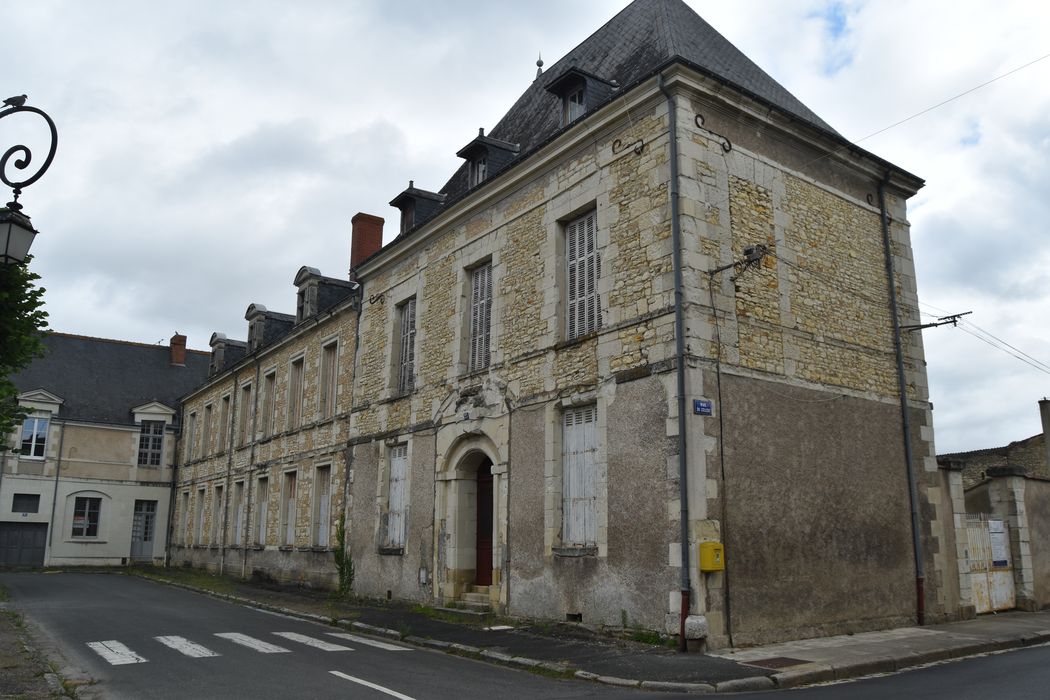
[658,72,693,652]
[164,420,180,567]
[46,420,67,552]
[878,177,925,625]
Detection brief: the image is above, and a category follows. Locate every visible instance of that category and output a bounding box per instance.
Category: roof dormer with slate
[293,265,358,321]
[456,128,520,189]
[389,182,446,235]
[244,304,295,353]
[208,332,247,376]
[545,66,619,126]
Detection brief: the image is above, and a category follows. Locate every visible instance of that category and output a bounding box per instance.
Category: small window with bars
[565,210,602,340]
[468,262,492,372]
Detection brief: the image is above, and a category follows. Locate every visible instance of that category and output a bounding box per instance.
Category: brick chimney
[350,212,384,273]
[170,333,187,366]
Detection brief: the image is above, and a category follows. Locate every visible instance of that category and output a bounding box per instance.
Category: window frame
[195,487,206,545]
[12,493,40,513]
[468,261,493,373]
[255,477,269,546]
[201,403,213,456]
[218,394,231,451]
[238,382,253,447]
[71,496,102,539]
[565,209,602,341]
[383,443,409,551]
[261,369,278,438]
[319,340,339,420]
[396,298,417,395]
[231,480,245,547]
[287,355,305,430]
[211,484,225,546]
[19,416,48,459]
[185,411,198,462]
[281,470,298,547]
[561,405,598,548]
[313,465,332,548]
[137,420,165,468]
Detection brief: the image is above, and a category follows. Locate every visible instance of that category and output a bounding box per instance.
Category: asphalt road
[0,572,643,700]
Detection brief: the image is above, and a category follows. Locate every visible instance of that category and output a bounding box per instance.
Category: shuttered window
[314,466,331,547]
[398,299,417,393]
[562,405,598,546]
[469,263,492,372]
[566,210,602,340]
[282,472,297,546]
[386,444,408,548]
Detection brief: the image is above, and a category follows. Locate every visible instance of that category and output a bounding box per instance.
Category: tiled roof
[11,332,210,425]
[433,0,836,210]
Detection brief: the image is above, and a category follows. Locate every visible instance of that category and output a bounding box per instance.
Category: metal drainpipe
[236,367,251,579]
[46,420,67,553]
[878,177,925,625]
[658,73,693,651]
[164,419,180,568]
[243,359,262,573]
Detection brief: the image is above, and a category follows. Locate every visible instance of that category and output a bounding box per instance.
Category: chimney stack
[350,212,384,273]
[170,333,187,366]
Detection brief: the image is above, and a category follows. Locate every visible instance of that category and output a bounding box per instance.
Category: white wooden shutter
[284,474,296,546]
[257,482,268,545]
[387,444,408,548]
[398,299,416,393]
[566,211,601,340]
[469,263,492,372]
[562,406,598,545]
[316,468,331,547]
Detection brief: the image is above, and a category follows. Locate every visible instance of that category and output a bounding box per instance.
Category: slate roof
[11,332,210,426]
[431,0,837,216]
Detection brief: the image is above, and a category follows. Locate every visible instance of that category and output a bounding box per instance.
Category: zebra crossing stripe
[273,632,353,651]
[214,632,290,653]
[327,633,411,651]
[155,636,220,658]
[86,640,148,665]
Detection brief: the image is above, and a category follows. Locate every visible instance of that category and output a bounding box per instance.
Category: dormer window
[470,156,488,187]
[456,129,520,191]
[390,181,446,236]
[546,67,617,127]
[565,87,585,123]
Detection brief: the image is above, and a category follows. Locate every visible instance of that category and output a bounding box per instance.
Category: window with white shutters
[314,466,331,547]
[562,405,598,546]
[386,444,408,549]
[282,471,297,546]
[398,299,417,393]
[232,481,244,546]
[256,477,269,545]
[469,263,492,372]
[565,210,602,340]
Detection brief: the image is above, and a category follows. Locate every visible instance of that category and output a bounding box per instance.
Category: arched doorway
[475,459,493,586]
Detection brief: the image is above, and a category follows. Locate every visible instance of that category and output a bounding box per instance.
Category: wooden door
[475,461,493,586]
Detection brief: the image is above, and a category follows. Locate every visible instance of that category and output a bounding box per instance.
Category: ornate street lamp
[1,95,58,264]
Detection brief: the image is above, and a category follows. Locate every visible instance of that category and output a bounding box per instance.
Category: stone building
[939,399,1050,488]
[1,332,208,566]
[171,0,967,647]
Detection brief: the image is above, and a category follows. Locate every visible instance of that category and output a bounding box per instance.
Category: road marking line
[330,671,416,699]
[154,636,220,658]
[273,632,352,651]
[214,632,290,653]
[86,640,148,665]
[327,633,411,651]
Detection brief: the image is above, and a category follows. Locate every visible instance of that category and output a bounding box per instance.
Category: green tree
[0,257,48,452]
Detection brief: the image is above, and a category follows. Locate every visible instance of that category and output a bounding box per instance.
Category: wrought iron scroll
[0,101,59,209]
[694,114,731,153]
[612,138,645,156]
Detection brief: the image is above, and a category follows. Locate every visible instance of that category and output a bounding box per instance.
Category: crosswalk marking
[273,631,353,651]
[86,640,148,665]
[155,636,220,658]
[327,633,411,651]
[214,632,290,653]
[330,671,416,700]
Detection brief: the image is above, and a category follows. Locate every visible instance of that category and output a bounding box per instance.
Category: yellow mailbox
[698,541,725,572]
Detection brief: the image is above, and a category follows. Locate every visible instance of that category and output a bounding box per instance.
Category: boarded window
[186,413,197,462]
[137,421,164,467]
[261,371,277,437]
[386,444,408,549]
[12,493,40,513]
[282,472,297,546]
[180,492,190,544]
[397,299,417,394]
[72,496,101,538]
[201,405,213,456]
[319,342,338,419]
[314,466,331,547]
[562,405,598,546]
[565,210,602,340]
[469,262,493,372]
[288,357,304,429]
[256,477,269,545]
[231,481,244,546]
[238,384,253,446]
[211,485,224,545]
[218,395,231,451]
[195,488,206,545]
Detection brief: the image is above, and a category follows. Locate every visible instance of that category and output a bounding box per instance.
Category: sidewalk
[133,570,1050,693]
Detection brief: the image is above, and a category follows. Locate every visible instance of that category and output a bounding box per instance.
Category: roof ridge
[46,330,209,354]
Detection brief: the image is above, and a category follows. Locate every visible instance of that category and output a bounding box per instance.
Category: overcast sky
[4,0,1048,454]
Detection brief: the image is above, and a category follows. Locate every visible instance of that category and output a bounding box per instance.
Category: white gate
[965,514,1015,613]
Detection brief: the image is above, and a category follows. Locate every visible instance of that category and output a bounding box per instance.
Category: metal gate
[965,514,1015,613]
[130,500,157,561]
[0,522,48,567]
